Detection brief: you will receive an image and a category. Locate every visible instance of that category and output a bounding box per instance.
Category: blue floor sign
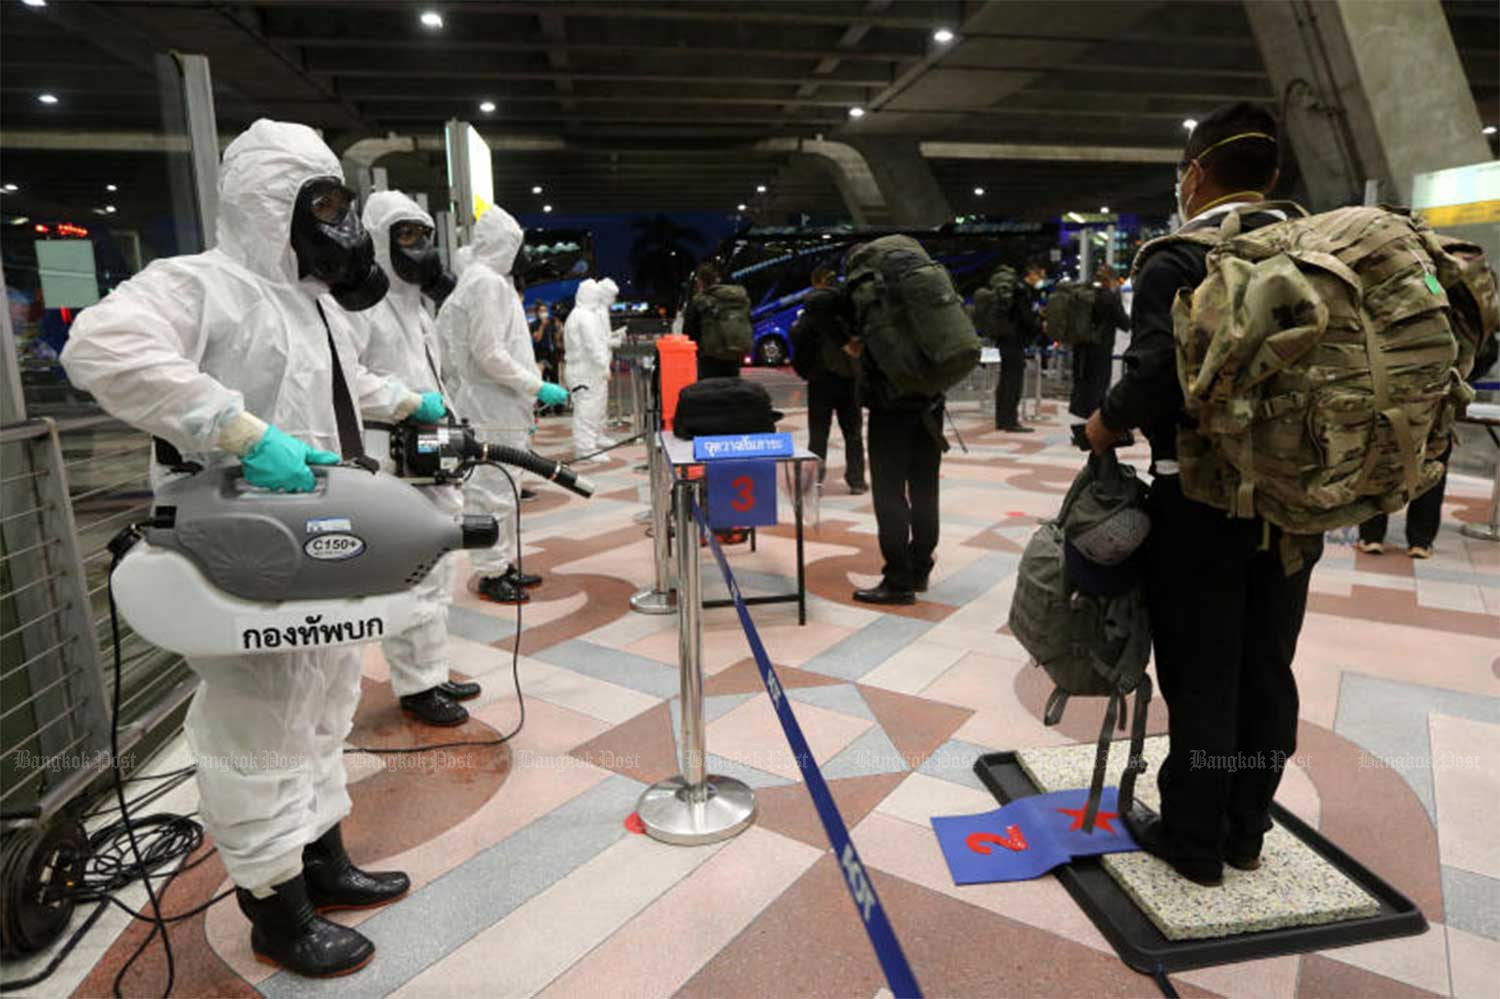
[931,787,1139,885]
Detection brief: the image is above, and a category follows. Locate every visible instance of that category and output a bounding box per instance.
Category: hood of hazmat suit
[564,279,611,384]
[61,118,410,480]
[435,206,541,434]
[347,190,446,406]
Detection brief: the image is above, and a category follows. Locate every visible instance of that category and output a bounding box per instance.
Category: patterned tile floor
[19,389,1500,999]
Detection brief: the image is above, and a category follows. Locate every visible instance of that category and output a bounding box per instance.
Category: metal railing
[0,416,196,824]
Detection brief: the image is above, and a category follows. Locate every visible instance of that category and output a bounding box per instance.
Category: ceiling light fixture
[756,185,767,194]
[1100,205,1109,212]
[531,185,542,194]
[37,92,59,105]
[736,203,747,211]
[10,216,29,226]
[106,183,118,192]
[542,204,553,213]
[848,106,865,119]
[479,100,495,113]
[933,28,955,44]
[1,183,17,193]
[973,186,985,196]
[419,10,443,29]
[104,205,116,213]
[22,1,47,7]
[1484,125,1497,136]
[1182,118,1197,131]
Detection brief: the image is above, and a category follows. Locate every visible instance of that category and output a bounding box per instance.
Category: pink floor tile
[1428,711,1500,879]
[707,694,872,781]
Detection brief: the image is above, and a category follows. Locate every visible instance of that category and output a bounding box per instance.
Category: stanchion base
[1460,522,1500,542]
[637,775,756,846]
[630,587,677,614]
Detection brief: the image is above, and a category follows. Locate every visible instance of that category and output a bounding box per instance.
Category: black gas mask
[289,178,388,311]
[389,219,456,307]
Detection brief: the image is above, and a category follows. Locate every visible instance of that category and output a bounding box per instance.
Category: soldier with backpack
[790,265,868,494]
[978,262,1038,433]
[1085,102,1495,887]
[1069,266,1131,420]
[844,236,981,604]
[682,262,754,380]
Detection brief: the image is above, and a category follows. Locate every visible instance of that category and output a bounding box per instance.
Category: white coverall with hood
[347,190,459,697]
[61,120,421,892]
[563,279,609,455]
[435,207,541,577]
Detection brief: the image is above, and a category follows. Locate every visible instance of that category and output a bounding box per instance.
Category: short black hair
[695,262,721,287]
[1183,101,1280,194]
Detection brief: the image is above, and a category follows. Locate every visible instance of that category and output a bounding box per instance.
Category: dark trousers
[697,356,741,380]
[1359,445,1450,549]
[995,345,1026,429]
[867,407,942,591]
[1145,476,1321,864]
[807,377,866,488]
[1069,341,1113,419]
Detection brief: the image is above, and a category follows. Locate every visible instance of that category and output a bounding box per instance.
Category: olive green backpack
[1047,282,1100,345]
[845,235,981,399]
[696,284,755,362]
[1140,202,1496,540]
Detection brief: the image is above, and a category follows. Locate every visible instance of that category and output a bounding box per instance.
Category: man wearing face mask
[437,207,569,605]
[564,277,626,462]
[1084,103,1314,889]
[345,189,477,727]
[62,120,441,978]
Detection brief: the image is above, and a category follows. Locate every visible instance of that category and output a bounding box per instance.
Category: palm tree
[629,214,706,309]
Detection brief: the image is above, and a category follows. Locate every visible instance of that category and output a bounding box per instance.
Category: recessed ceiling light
[542,204,553,213]
[1182,118,1197,131]
[2,183,17,193]
[933,28,955,44]
[973,186,985,196]
[104,205,116,213]
[106,183,118,192]
[848,106,865,119]
[1100,205,1109,212]
[822,233,832,240]
[10,216,29,226]
[22,1,47,8]
[420,10,443,29]
[1485,125,1498,136]
[37,93,59,105]
[531,185,542,194]
[479,100,495,113]
[736,203,747,211]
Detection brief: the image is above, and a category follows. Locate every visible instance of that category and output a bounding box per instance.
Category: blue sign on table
[706,460,777,528]
[931,787,1139,885]
[693,432,794,462]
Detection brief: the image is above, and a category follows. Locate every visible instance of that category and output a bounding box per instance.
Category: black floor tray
[973,751,1428,974]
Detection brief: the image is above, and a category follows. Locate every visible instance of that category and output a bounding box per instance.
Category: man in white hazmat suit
[563,278,624,461]
[436,206,569,604]
[346,189,479,727]
[61,120,442,979]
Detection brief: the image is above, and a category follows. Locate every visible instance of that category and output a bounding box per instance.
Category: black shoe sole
[1226,856,1261,872]
[401,708,468,727]
[252,949,375,978]
[311,888,410,915]
[852,593,916,605]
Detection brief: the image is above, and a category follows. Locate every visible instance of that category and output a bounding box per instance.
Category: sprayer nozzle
[460,514,500,549]
[572,475,597,498]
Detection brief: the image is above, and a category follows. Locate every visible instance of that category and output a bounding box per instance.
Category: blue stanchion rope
[692,498,923,999]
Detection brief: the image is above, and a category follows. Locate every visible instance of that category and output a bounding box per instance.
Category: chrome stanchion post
[1026,352,1043,422]
[630,429,676,613]
[637,477,757,845]
[1460,462,1500,542]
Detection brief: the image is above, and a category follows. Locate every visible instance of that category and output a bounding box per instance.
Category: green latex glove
[537,382,569,406]
[412,391,448,423]
[241,425,341,492]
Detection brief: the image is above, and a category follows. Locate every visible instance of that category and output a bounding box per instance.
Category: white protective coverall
[61,120,418,891]
[435,207,541,576]
[347,190,460,697]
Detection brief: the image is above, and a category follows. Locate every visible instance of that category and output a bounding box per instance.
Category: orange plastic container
[656,334,698,432]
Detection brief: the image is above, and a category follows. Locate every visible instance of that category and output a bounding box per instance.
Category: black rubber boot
[478,574,530,604]
[439,678,482,701]
[235,875,375,978]
[302,824,411,913]
[503,564,543,589]
[399,686,469,727]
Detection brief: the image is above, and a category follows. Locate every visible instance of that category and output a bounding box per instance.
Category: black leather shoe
[504,564,543,589]
[913,576,930,593]
[303,824,411,913]
[852,583,916,606]
[235,875,375,977]
[1122,804,1223,887]
[439,678,482,701]
[847,482,869,495]
[998,424,1035,433]
[399,687,469,727]
[478,574,530,604]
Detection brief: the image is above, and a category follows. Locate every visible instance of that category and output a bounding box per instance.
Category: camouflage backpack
[696,284,755,362]
[1138,202,1496,537]
[978,264,1020,337]
[845,235,981,399]
[1047,282,1099,345]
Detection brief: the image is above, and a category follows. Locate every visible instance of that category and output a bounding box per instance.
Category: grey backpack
[696,284,755,362]
[1007,451,1153,831]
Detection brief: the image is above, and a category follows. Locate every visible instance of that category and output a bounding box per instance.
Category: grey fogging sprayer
[110,425,595,658]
